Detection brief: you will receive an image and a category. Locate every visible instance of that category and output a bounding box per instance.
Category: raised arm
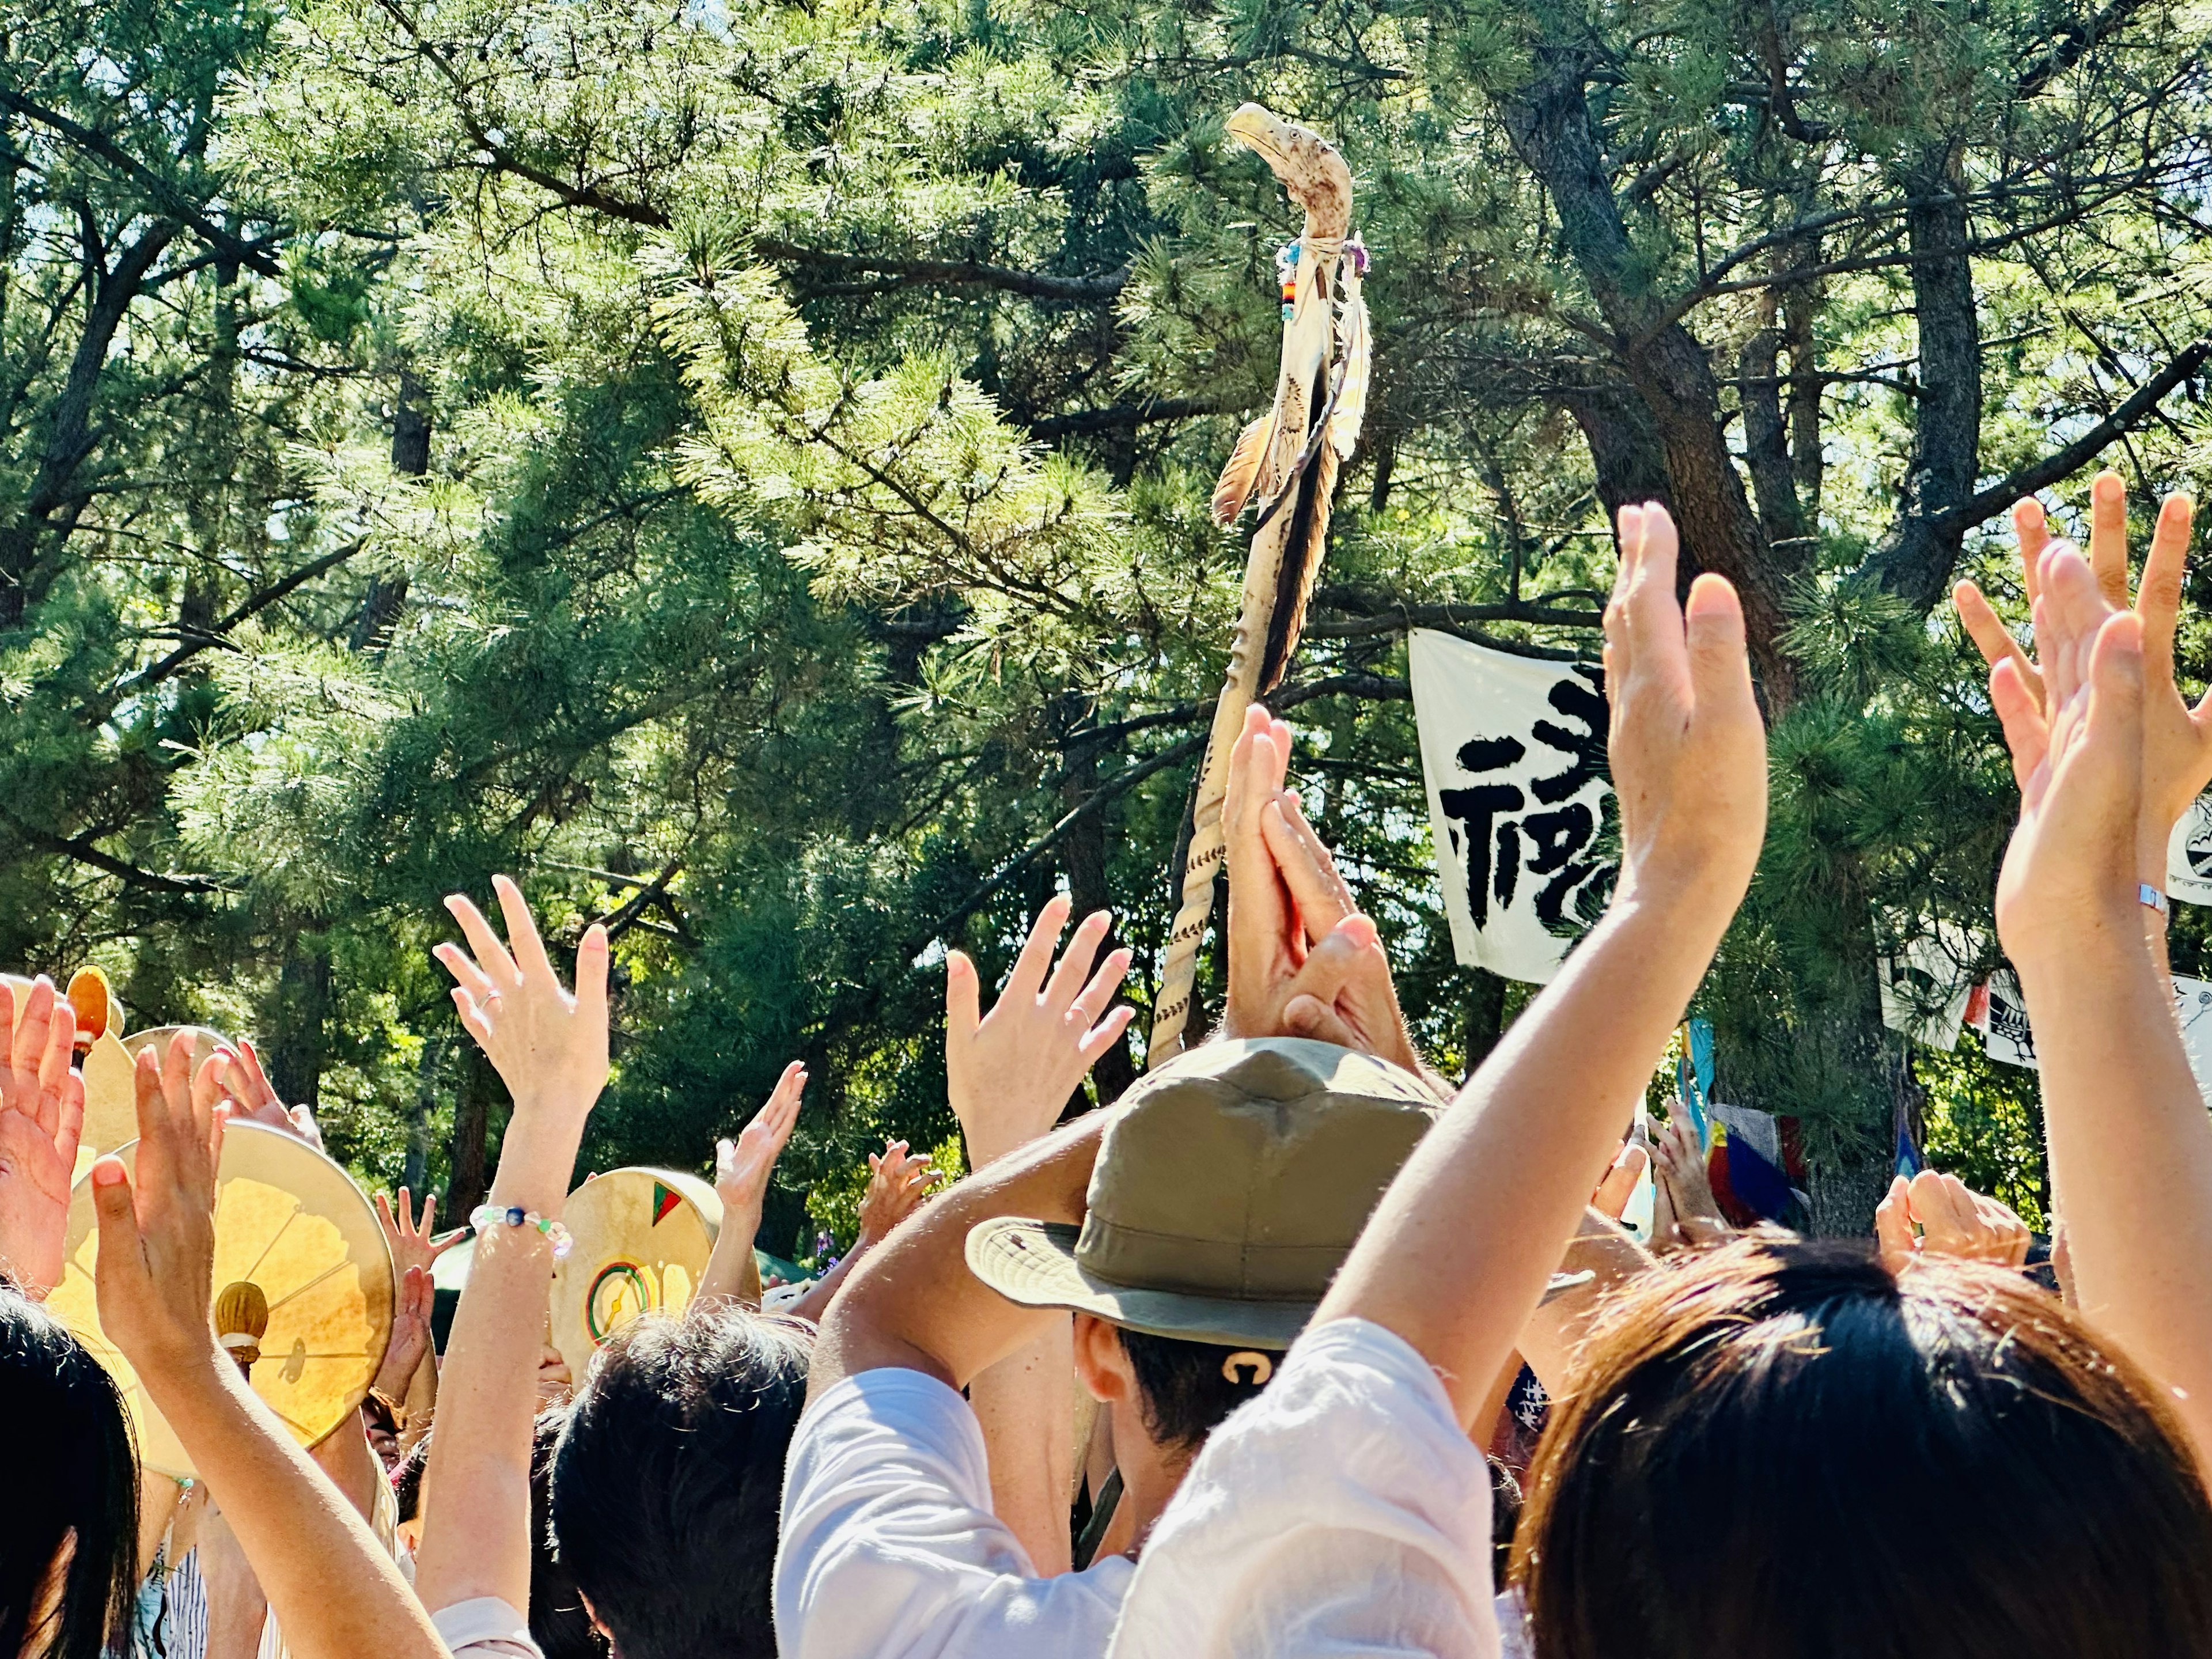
[1313,503,1769,1426]
[942,896,1131,1573]
[696,1060,806,1308]
[1986,540,2212,1464]
[415,876,610,1621]
[91,1032,447,1659]
[782,1137,934,1324]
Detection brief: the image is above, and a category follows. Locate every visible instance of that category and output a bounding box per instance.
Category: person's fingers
[1907,1170,1974,1252]
[1954,581,2046,711]
[944,950,982,1047]
[443,893,521,990]
[573,921,609,1020]
[376,1192,397,1233]
[1989,657,2051,796]
[234,1040,278,1111]
[34,988,74,1138]
[491,874,557,986]
[90,1155,147,1314]
[2085,609,2148,781]
[1077,1002,1138,1065]
[54,1076,83,1170]
[1282,994,1359,1047]
[1043,910,1112,1013]
[1261,798,1354,943]
[431,941,498,1006]
[8,976,52,1115]
[2088,470,2130,608]
[1590,1143,1648,1222]
[2013,497,2050,608]
[1875,1175,1915,1267]
[1683,573,1753,715]
[450,986,495,1050]
[1070,948,1133,1029]
[1622,503,1687,691]
[191,1051,229,1142]
[417,1189,437,1236]
[1005,893,1072,1004]
[2034,545,2101,713]
[2137,493,2194,690]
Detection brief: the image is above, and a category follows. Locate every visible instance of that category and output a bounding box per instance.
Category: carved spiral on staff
[1147,105,1370,1067]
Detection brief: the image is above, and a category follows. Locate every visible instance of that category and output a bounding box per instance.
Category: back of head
[529,1409,604,1659]
[1517,1237,2212,1659]
[0,1285,138,1659]
[550,1305,811,1659]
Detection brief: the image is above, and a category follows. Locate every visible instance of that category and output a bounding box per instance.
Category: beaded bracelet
[470,1203,574,1260]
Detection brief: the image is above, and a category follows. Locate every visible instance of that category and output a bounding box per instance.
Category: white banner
[1409,630,1612,984]
[1973,970,2212,1105]
[1875,914,1983,1051]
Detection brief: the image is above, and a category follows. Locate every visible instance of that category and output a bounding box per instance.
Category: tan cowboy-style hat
[966,1037,1441,1349]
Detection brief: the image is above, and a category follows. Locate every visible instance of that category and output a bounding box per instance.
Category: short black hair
[528,1408,603,1659]
[550,1306,811,1659]
[1116,1327,1277,1455]
[0,1284,139,1659]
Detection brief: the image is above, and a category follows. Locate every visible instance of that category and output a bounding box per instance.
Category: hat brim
[967,1218,1313,1350]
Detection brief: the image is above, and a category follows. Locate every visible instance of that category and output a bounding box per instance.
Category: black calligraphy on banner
[1411,631,1616,985]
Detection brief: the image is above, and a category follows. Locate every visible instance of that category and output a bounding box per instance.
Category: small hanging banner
[1409,630,1613,985]
[2169,796,2212,905]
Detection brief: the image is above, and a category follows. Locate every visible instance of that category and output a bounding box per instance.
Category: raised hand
[1650,1113,1729,1247]
[859,1139,934,1243]
[1875,1170,2032,1274]
[1257,788,1428,1081]
[376,1186,463,1282]
[1604,502,1768,912]
[1990,545,2147,967]
[222,1037,323,1149]
[945,896,1132,1168]
[1589,1141,1648,1224]
[1956,475,2205,877]
[91,1032,232,1380]
[717,1060,806,1228]
[436,874,609,1116]
[0,976,83,1296]
[372,1263,435,1402]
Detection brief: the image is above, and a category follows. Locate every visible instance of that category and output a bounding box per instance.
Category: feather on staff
[1149,105,1370,1067]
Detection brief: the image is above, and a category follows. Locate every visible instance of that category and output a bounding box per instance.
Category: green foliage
[0,0,2208,1235]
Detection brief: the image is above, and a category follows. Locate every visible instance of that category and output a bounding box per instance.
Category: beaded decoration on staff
[1147,104,1371,1066]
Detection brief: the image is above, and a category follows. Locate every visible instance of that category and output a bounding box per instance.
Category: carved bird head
[1224,104,1353,238]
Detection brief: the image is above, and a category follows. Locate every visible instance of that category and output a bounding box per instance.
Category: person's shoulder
[783,1365,995,1520]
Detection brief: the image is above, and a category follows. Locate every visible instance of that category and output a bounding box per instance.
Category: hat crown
[1074,1038,1437,1305]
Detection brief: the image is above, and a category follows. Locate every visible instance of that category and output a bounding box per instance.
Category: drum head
[548,1168,721,1378]
[48,1122,395,1478]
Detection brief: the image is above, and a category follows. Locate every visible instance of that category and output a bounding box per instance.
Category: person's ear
[579,1589,616,1649]
[1071,1312,1134,1406]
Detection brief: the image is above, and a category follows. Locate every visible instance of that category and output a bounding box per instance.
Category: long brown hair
[1512,1237,2212,1658]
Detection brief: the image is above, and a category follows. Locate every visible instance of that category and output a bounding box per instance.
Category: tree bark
[1497,33,1797,698]
[266,942,331,1112]
[1060,725,1138,1105]
[1461,968,1508,1081]
[445,1047,501,1216]
[1859,145,1983,610]
[1740,325,1810,552]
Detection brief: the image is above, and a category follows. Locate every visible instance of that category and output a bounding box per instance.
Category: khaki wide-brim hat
[967,1037,1440,1349]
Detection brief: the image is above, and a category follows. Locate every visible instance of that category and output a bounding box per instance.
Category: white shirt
[1105,1318,1514,1659]
[775,1368,1138,1659]
[433,1597,544,1659]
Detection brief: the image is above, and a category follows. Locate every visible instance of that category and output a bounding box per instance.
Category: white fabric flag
[1974,970,2212,1105]
[2169,795,2212,905]
[1968,971,2038,1070]
[2174,976,2212,1100]
[1409,630,1612,984]
[1875,913,1982,1051]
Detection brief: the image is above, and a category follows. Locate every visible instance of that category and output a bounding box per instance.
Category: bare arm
[697,1061,806,1308]
[1313,504,1769,1427]
[1987,537,2212,1465]
[415,877,611,1618]
[93,1033,448,1659]
[783,1138,933,1324]
[809,1111,1107,1399]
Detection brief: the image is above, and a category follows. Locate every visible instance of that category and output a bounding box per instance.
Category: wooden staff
[1147,105,1369,1067]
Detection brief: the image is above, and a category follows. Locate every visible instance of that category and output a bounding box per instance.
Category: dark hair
[549,1308,811,1659]
[1116,1327,1276,1456]
[0,1285,139,1659]
[1516,1237,2212,1659]
[528,1408,604,1659]
[392,1431,431,1526]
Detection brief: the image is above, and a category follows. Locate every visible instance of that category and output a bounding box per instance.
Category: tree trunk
[1497,34,1798,700]
[1740,325,1809,551]
[445,1047,501,1215]
[266,941,330,1112]
[1859,144,1983,611]
[1061,729,1138,1105]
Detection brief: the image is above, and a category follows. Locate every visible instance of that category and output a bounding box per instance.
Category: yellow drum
[548,1168,721,1378]
[48,1122,395,1478]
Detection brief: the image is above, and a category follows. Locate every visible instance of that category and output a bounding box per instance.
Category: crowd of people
[7,474,2212,1658]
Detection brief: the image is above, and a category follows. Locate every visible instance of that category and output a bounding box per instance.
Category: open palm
[0,977,82,1296]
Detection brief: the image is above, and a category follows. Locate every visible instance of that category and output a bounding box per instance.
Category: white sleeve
[775,1368,1132,1659]
[431,1597,544,1659]
[1107,1319,1501,1659]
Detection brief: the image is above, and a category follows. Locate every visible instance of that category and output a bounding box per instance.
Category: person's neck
[1100,1400,1193,1560]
